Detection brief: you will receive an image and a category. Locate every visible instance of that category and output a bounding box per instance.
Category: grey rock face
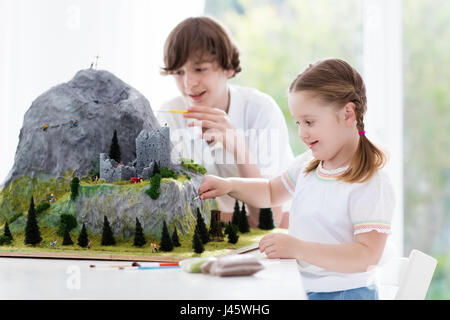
[4,69,160,186]
[99,153,117,183]
[114,164,136,182]
[100,125,173,182]
[73,171,215,238]
[136,127,171,174]
[141,163,154,180]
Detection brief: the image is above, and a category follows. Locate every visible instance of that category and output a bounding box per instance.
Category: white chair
[376,249,437,300]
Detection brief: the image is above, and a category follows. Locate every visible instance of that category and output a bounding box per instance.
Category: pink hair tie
[358,131,366,136]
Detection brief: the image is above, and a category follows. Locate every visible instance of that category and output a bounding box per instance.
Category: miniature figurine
[209,210,224,242]
[94,54,100,69]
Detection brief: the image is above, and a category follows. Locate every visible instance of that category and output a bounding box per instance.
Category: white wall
[0,0,204,185]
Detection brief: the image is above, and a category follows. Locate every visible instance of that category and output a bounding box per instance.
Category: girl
[198,58,395,300]
[158,16,293,227]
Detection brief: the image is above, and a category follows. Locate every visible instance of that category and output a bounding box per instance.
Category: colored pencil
[155,110,188,113]
[138,266,180,270]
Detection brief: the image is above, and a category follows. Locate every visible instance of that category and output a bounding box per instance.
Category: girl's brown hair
[161,16,241,76]
[289,58,386,183]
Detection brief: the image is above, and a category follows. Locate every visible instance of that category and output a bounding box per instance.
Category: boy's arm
[198,175,291,208]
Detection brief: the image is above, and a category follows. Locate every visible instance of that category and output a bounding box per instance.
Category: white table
[0,253,307,300]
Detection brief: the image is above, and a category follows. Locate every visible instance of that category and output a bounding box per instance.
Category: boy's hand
[198,175,232,200]
[259,233,302,260]
[184,106,244,155]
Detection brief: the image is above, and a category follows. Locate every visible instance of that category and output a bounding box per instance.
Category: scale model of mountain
[0,69,214,239]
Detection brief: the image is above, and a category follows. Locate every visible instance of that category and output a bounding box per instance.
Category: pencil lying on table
[90,262,180,270]
[138,264,180,270]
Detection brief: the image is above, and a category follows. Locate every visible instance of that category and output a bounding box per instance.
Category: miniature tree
[70,177,80,201]
[238,203,250,233]
[24,196,42,245]
[160,221,173,252]
[209,210,223,241]
[133,217,146,247]
[258,208,275,230]
[152,161,160,177]
[172,226,181,247]
[4,221,13,241]
[62,226,74,245]
[58,214,77,236]
[109,129,121,163]
[232,199,240,226]
[192,228,204,254]
[77,223,89,247]
[146,173,161,200]
[36,201,51,214]
[226,222,239,244]
[0,235,11,245]
[195,208,210,244]
[101,216,116,246]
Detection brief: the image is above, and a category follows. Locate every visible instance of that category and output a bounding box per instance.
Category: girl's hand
[198,175,232,200]
[259,233,302,259]
[184,106,244,155]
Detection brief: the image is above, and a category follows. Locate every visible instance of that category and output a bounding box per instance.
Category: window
[205,0,450,299]
[0,0,204,184]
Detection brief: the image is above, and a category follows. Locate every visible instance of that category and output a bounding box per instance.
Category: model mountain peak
[4,69,160,186]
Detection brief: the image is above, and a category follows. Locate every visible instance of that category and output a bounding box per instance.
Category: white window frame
[363,0,404,256]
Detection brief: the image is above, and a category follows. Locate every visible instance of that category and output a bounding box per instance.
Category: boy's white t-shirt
[157,84,294,212]
[280,150,395,293]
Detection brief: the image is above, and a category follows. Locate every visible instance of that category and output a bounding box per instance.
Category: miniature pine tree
[172,226,181,247]
[101,216,116,246]
[152,161,160,177]
[70,177,80,201]
[109,129,121,163]
[160,221,173,252]
[258,208,275,230]
[192,228,204,254]
[24,196,42,245]
[133,217,146,247]
[62,226,74,245]
[226,222,239,244]
[77,223,89,247]
[4,221,13,241]
[146,173,161,200]
[238,203,250,233]
[195,208,209,244]
[232,199,240,226]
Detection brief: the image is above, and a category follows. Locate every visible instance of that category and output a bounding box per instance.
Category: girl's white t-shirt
[280,150,395,293]
[157,84,294,212]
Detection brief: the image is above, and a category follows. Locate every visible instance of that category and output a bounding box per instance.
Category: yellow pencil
[155,109,189,114]
[168,110,188,113]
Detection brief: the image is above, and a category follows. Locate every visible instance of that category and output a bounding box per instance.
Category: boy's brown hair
[161,16,241,76]
[289,58,386,183]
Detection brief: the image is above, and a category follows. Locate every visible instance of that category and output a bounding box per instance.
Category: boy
[158,16,293,227]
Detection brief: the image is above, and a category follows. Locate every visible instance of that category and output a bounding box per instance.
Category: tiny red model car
[130,177,143,183]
